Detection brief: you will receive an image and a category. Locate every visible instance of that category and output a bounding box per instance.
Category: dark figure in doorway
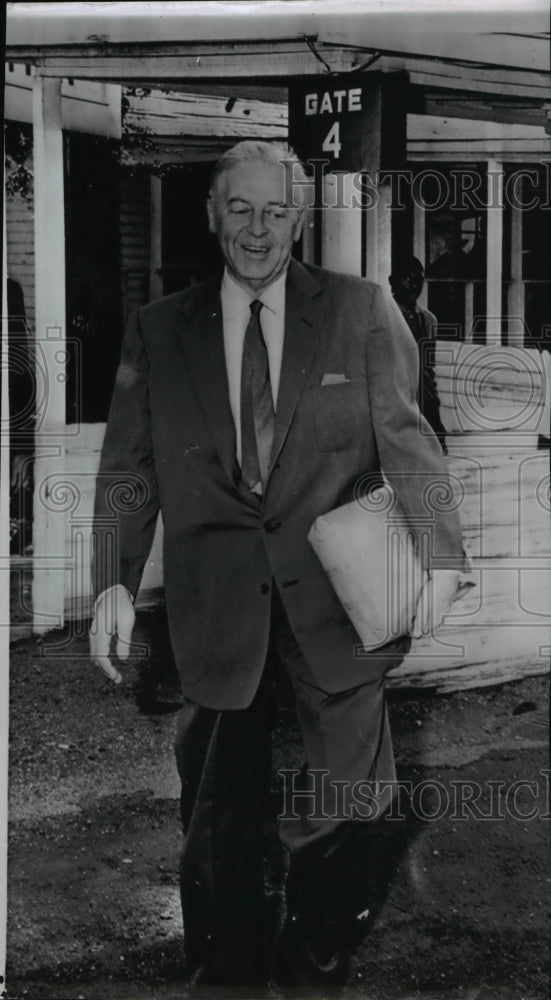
[390,257,448,454]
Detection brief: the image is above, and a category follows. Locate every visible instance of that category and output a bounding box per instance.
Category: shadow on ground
[5,610,550,1000]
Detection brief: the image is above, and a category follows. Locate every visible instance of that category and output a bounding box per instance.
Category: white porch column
[301,203,316,265]
[32,75,67,632]
[321,175,393,285]
[486,159,504,345]
[363,182,393,286]
[376,182,392,287]
[321,173,362,276]
[464,282,475,341]
[507,202,525,346]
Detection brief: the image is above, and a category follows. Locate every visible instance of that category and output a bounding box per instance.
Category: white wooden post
[149,174,163,301]
[321,174,362,276]
[32,75,67,632]
[376,182,392,288]
[363,182,378,283]
[486,158,504,345]
[365,183,393,286]
[507,203,525,346]
[298,179,316,265]
[465,282,474,341]
[301,202,316,265]
[321,175,392,286]
[301,207,316,265]
[413,195,428,308]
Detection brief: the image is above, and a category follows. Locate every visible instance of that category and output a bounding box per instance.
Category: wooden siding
[5,162,150,332]
[408,114,551,161]
[124,88,287,140]
[5,63,121,138]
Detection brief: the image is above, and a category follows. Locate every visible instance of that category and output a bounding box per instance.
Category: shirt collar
[221,268,286,320]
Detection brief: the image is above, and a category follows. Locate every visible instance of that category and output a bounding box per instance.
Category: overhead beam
[6,41,549,98]
[5,40,359,80]
[144,81,289,104]
[418,91,550,128]
[407,66,549,100]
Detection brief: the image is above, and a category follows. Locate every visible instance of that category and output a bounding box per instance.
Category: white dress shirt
[220,268,286,466]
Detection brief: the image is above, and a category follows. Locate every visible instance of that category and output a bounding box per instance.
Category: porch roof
[6,0,551,128]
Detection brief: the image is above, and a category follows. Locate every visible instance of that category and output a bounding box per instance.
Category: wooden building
[3,0,550,690]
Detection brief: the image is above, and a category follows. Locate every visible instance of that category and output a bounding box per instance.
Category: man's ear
[206,196,216,234]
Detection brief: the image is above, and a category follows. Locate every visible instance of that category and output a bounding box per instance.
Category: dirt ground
[4,609,550,1000]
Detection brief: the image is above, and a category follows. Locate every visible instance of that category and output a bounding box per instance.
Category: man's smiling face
[207,159,304,294]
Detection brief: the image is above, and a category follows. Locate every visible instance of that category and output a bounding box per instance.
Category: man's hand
[89,585,135,683]
[412,569,460,639]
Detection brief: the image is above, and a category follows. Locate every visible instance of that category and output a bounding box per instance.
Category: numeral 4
[322,122,341,159]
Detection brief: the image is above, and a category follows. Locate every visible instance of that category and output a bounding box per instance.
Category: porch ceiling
[6,2,551,128]
[6,44,551,128]
[6,1,549,65]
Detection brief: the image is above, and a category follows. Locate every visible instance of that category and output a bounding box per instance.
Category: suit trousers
[173,587,408,987]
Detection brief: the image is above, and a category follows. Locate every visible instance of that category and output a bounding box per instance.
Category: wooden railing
[389,343,551,691]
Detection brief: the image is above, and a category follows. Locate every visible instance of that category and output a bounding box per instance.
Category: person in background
[389,256,448,455]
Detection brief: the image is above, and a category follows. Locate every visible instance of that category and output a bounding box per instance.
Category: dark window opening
[64,131,122,423]
[161,163,223,296]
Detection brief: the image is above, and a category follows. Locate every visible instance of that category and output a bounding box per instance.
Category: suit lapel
[268,260,324,478]
[176,261,324,493]
[178,277,239,488]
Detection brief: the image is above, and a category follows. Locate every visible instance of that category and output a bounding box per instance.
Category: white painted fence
[30,344,551,692]
[391,343,550,691]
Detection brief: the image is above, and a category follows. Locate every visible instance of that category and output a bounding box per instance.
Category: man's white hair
[209,140,308,208]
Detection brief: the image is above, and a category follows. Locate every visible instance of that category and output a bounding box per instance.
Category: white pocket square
[321,373,350,386]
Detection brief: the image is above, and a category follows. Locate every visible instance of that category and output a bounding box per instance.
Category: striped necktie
[240,299,275,494]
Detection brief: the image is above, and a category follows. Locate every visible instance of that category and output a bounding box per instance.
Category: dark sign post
[288,72,406,174]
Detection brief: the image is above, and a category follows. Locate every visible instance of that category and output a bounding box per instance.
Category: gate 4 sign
[289,74,382,173]
[305,87,364,160]
[288,73,406,174]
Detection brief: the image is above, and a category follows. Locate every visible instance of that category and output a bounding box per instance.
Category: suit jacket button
[260,583,270,595]
[263,519,281,533]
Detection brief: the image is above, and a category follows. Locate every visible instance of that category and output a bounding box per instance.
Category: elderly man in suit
[91,141,465,998]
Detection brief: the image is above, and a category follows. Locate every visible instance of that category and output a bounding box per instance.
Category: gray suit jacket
[93,260,465,709]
